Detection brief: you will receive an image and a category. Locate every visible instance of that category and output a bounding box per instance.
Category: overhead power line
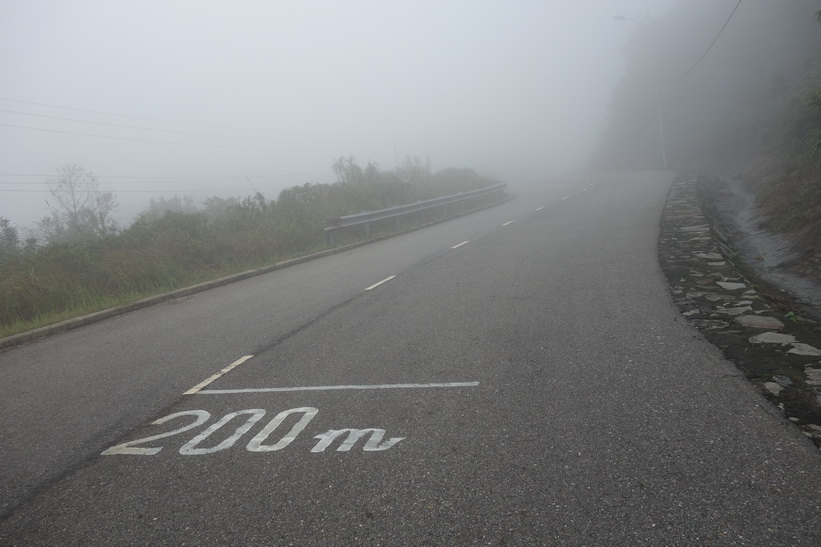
[0,109,283,142]
[0,180,290,185]
[670,0,743,81]
[0,173,306,179]
[0,97,273,133]
[0,186,291,193]
[0,122,274,150]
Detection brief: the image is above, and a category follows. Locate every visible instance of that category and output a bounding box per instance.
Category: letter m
[311,428,404,453]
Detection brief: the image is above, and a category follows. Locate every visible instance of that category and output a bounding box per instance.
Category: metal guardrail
[324,183,507,246]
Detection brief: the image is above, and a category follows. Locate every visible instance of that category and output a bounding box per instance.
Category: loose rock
[773,375,793,387]
[787,343,821,357]
[735,315,785,330]
[716,281,747,291]
[714,306,753,316]
[805,366,821,386]
[749,332,797,344]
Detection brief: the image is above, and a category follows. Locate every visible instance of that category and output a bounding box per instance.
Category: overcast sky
[1,0,673,229]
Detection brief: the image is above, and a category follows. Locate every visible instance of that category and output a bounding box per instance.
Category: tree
[202,195,240,219]
[332,155,365,185]
[363,161,380,185]
[0,217,20,262]
[394,156,431,184]
[141,195,197,220]
[36,164,118,243]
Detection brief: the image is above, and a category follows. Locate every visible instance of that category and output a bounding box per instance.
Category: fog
[0,0,673,230]
[591,0,821,171]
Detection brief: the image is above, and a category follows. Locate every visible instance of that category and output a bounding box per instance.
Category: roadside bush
[0,161,500,334]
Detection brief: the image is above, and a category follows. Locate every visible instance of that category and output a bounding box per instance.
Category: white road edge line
[502,220,514,226]
[196,381,481,394]
[184,355,255,395]
[365,275,397,291]
[451,240,470,249]
[535,206,544,211]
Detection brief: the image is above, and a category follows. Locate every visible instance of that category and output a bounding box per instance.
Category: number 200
[102,407,403,456]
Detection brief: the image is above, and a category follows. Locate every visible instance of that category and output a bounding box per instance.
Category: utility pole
[614,13,668,169]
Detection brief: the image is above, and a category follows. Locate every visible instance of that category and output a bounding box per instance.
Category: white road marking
[102,407,405,456]
[561,196,570,200]
[365,275,396,291]
[184,355,255,395]
[451,240,470,249]
[247,407,318,452]
[581,188,588,192]
[196,381,480,395]
[502,221,514,226]
[312,428,404,452]
[179,409,265,455]
[535,206,544,211]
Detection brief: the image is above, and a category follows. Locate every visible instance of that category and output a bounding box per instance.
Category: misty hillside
[591,0,821,252]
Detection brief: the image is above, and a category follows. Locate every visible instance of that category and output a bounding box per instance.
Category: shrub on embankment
[0,163,498,337]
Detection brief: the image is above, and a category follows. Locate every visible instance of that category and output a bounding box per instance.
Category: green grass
[0,177,503,339]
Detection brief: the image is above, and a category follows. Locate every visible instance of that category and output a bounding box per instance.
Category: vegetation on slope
[0,157,498,337]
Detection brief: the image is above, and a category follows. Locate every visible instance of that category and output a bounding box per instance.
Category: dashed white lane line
[365,275,396,291]
[582,188,588,192]
[561,196,570,200]
[502,220,515,226]
[535,206,544,211]
[197,381,481,395]
[184,355,255,395]
[451,240,470,249]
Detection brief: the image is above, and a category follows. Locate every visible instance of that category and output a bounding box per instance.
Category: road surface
[1,171,818,545]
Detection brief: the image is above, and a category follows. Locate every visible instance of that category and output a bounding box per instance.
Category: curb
[0,194,512,351]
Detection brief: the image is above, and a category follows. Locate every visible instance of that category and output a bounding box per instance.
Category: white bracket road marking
[535,206,544,211]
[502,220,515,226]
[451,240,470,249]
[184,355,255,395]
[365,275,396,291]
[196,381,480,395]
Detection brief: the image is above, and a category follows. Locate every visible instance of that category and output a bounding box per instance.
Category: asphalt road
[1,171,819,545]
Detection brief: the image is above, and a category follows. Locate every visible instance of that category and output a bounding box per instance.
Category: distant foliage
[140,195,198,221]
[0,217,20,264]
[0,159,498,332]
[35,165,119,244]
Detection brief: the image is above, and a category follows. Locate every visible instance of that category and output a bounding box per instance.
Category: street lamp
[614,13,668,170]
